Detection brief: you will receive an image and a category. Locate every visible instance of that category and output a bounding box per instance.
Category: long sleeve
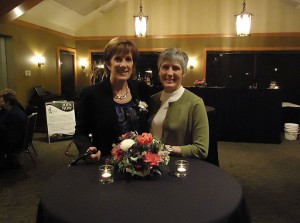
[73,79,150,155]
[150,90,209,159]
[73,86,96,154]
[179,98,209,159]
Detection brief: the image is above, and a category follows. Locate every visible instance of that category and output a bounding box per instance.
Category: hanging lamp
[133,0,148,37]
[235,0,253,36]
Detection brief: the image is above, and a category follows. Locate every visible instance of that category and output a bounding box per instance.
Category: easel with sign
[45,101,76,143]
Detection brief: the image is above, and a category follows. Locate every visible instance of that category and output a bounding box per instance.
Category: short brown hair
[103,37,139,74]
[1,93,17,106]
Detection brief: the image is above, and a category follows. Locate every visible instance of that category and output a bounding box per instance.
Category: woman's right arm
[73,88,95,155]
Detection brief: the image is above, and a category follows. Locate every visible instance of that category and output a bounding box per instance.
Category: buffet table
[36,157,251,223]
[151,87,282,144]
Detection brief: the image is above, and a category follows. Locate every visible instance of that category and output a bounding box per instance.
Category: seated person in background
[0,88,25,116]
[148,48,209,159]
[73,37,150,162]
[0,88,17,96]
[0,93,27,169]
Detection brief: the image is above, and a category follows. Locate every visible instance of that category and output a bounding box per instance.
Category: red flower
[112,147,123,161]
[137,133,153,145]
[144,152,161,167]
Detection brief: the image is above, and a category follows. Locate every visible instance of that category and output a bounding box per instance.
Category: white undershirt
[151,86,185,139]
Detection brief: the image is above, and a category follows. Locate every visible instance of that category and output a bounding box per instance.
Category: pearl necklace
[114,87,129,100]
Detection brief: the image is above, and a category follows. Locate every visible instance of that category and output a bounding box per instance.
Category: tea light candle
[177,166,186,172]
[99,165,114,184]
[102,171,111,178]
[175,160,188,177]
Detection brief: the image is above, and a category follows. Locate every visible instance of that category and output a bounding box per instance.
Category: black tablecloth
[150,87,282,144]
[36,158,251,223]
[282,106,300,131]
[205,106,219,166]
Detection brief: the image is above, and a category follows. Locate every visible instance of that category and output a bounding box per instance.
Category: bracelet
[165,145,173,152]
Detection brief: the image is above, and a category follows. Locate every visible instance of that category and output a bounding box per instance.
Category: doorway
[57,46,77,100]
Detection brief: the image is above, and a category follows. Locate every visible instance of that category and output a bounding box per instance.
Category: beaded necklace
[114,87,129,100]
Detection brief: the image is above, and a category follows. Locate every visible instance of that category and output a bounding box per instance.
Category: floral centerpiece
[111,131,170,177]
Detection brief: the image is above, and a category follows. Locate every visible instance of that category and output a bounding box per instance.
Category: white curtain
[0,37,8,90]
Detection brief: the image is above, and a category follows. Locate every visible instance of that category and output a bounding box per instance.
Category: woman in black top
[74,37,150,161]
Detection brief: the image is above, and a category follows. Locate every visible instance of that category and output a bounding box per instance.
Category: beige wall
[1,20,300,107]
[75,0,300,36]
[0,22,75,106]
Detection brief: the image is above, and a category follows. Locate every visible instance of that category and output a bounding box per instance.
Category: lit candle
[175,160,188,177]
[102,170,111,178]
[177,166,186,172]
[99,165,114,184]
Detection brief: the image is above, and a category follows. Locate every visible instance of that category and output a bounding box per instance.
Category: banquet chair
[4,112,38,167]
[25,105,38,116]
[25,112,38,158]
[20,112,38,166]
[205,106,220,166]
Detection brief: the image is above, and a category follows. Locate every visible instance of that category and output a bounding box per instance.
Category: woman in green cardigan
[149,48,209,159]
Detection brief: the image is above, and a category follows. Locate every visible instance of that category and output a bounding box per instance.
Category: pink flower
[137,133,153,145]
[121,132,131,139]
[144,152,161,167]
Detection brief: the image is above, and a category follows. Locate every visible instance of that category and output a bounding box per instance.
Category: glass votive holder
[99,165,114,184]
[175,160,188,177]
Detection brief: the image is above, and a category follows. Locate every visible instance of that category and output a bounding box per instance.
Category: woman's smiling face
[108,52,133,81]
[159,60,184,93]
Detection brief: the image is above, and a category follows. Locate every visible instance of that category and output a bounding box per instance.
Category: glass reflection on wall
[91,52,160,86]
[206,51,300,104]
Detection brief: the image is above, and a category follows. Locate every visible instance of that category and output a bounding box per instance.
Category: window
[206,50,300,103]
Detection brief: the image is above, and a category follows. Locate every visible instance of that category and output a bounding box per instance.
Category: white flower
[158,150,170,165]
[120,139,135,151]
[138,101,148,112]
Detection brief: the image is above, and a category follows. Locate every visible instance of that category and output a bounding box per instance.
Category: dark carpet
[1,133,299,223]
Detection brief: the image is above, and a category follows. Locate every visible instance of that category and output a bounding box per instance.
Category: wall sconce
[188,58,197,70]
[34,55,45,67]
[79,59,88,70]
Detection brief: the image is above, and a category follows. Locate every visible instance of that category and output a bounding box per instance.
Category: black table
[282,102,300,131]
[150,87,282,144]
[205,106,219,166]
[36,158,251,223]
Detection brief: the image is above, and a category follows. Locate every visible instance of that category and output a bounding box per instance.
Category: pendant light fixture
[235,0,253,36]
[133,0,148,37]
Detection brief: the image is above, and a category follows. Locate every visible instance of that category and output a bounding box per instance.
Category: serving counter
[150,87,282,144]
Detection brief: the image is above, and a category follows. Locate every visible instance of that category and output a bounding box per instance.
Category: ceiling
[21,0,131,35]
[1,0,130,36]
[1,0,300,37]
